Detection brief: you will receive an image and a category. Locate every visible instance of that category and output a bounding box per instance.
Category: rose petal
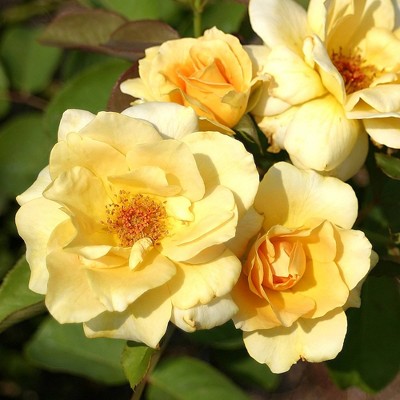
[183,131,259,216]
[126,139,205,202]
[122,102,199,140]
[243,308,347,373]
[85,250,176,312]
[84,284,172,348]
[168,248,241,309]
[46,250,106,323]
[232,275,282,331]
[285,95,362,172]
[161,186,237,261]
[171,295,238,332]
[249,0,309,53]
[16,166,51,206]
[334,227,375,290]
[15,198,75,294]
[256,162,358,230]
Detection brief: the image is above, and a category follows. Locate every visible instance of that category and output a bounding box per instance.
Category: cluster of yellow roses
[16,0,398,373]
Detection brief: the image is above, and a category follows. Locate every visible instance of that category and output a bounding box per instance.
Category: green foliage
[25,317,127,385]
[147,356,250,400]
[327,276,400,392]
[0,113,51,200]
[375,153,400,180]
[121,341,157,389]
[0,62,10,118]
[43,58,130,139]
[0,0,399,398]
[0,26,61,93]
[0,257,44,333]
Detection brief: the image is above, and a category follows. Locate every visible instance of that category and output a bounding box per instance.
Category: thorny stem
[130,325,176,400]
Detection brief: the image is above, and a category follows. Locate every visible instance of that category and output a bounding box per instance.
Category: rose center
[331,48,377,94]
[104,190,168,247]
[264,239,306,291]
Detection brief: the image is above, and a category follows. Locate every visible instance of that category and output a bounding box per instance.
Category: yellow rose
[120,27,254,132]
[232,162,377,373]
[248,0,400,180]
[15,102,260,347]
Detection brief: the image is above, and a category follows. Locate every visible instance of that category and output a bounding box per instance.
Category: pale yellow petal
[16,166,51,206]
[363,116,400,148]
[171,295,238,332]
[362,27,400,70]
[256,162,358,230]
[168,248,241,309]
[306,35,345,104]
[319,129,368,181]
[46,250,106,323]
[57,109,95,141]
[122,102,199,140]
[232,275,283,331]
[243,308,347,373]
[84,284,172,348]
[293,259,349,318]
[79,111,162,154]
[249,0,309,53]
[183,131,259,216]
[264,45,326,105]
[43,166,111,246]
[109,167,181,198]
[285,95,362,171]
[346,85,400,114]
[303,220,337,262]
[244,44,271,77]
[265,289,315,327]
[120,78,153,100]
[49,132,128,181]
[126,140,205,202]
[326,0,395,51]
[161,186,237,262]
[227,206,264,258]
[15,197,75,294]
[334,227,375,290]
[85,250,176,312]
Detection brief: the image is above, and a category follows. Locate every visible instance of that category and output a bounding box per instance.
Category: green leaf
[39,8,126,49]
[97,0,184,23]
[327,276,400,392]
[0,62,10,118]
[0,113,51,199]
[147,356,249,400]
[0,257,45,333]
[121,341,157,389]
[25,317,127,385]
[213,349,280,392]
[103,20,179,59]
[375,153,400,180]
[43,58,131,139]
[202,0,247,33]
[0,26,61,93]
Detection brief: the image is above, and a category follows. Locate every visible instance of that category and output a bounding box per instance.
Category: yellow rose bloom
[15,102,260,347]
[232,162,377,373]
[120,27,254,132]
[248,0,400,180]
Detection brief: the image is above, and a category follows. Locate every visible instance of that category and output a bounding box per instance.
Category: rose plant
[0,0,398,398]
